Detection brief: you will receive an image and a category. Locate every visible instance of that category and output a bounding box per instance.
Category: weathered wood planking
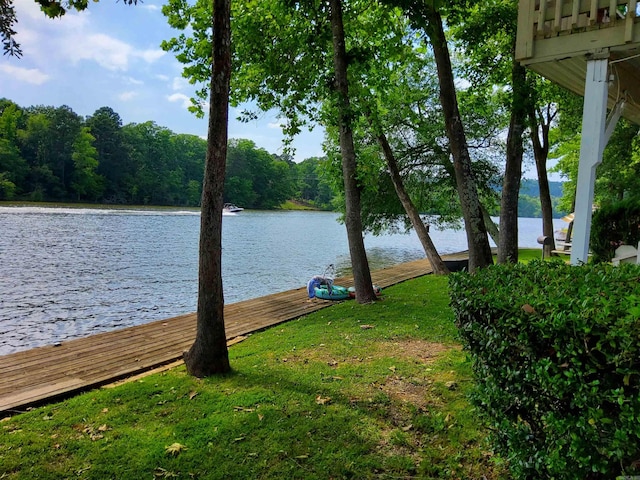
[0,258,437,414]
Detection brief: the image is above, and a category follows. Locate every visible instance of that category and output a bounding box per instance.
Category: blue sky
[2,0,326,161]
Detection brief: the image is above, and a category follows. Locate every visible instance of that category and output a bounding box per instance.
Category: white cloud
[138,49,166,63]
[125,77,144,85]
[15,3,165,72]
[168,93,191,109]
[13,4,89,59]
[156,74,170,81]
[172,76,189,91]
[118,91,138,101]
[67,33,133,70]
[268,121,285,129]
[63,34,164,71]
[0,64,50,85]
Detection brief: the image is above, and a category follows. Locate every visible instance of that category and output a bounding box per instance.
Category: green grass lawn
[0,268,515,479]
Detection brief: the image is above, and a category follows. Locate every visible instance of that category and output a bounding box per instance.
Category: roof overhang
[516,0,640,125]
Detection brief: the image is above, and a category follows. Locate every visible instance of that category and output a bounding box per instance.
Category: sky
[2,0,326,161]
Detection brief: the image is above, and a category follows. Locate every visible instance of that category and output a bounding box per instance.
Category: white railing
[517,0,640,61]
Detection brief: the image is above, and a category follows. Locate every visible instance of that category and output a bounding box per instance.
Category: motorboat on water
[223,203,244,215]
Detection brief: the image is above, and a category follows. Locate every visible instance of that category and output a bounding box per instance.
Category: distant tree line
[517,178,567,219]
[0,98,336,209]
[1,98,571,217]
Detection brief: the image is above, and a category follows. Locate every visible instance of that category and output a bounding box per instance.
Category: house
[516,0,640,264]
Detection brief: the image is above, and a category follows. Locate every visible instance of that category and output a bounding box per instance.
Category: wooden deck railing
[517,0,640,63]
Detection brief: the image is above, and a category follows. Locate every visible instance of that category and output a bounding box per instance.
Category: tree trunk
[497,58,527,264]
[481,204,500,246]
[424,8,493,272]
[183,0,231,377]
[565,195,576,245]
[375,126,449,274]
[440,156,500,248]
[329,0,377,303]
[528,104,556,258]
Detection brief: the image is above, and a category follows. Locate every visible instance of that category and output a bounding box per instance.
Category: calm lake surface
[0,206,565,354]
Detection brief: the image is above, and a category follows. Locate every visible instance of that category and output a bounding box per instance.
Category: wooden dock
[0,257,449,414]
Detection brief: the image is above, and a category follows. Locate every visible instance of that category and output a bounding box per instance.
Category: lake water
[0,206,565,355]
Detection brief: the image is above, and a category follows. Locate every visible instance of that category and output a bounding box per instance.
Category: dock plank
[0,258,436,413]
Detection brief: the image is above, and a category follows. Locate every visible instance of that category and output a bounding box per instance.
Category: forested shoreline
[1,98,568,216]
[0,99,335,210]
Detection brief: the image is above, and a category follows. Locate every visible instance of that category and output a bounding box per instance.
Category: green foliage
[519,178,564,198]
[449,0,518,87]
[590,197,640,263]
[0,98,330,208]
[517,193,541,218]
[163,0,333,139]
[289,156,335,210]
[518,193,568,218]
[70,127,103,201]
[0,102,28,193]
[552,118,640,212]
[321,32,504,234]
[225,139,294,209]
[85,106,129,202]
[1,1,21,56]
[517,180,567,219]
[595,120,640,203]
[450,260,640,479]
[0,172,16,200]
[162,0,505,233]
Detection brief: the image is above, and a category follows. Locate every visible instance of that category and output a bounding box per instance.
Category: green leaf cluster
[449,260,640,479]
[551,118,640,212]
[590,197,640,263]
[162,0,508,234]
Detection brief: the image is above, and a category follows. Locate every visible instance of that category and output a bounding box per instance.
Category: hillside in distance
[518,179,568,219]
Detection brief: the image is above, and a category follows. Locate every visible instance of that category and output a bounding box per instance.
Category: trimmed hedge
[590,198,640,263]
[449,260,640,479]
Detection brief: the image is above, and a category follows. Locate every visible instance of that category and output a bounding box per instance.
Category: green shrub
[0,173,16,200]
[590,198,640,263]
[449,260,640,479]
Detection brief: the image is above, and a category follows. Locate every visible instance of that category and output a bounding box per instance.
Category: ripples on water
[0,206,561,354]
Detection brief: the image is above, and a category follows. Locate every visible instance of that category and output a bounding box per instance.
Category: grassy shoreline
[0,272,511,479]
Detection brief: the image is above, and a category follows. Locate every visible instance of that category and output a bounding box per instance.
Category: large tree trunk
[440,156,500,247]
[329,0,377,303]
[497,58,527,264]
[424,8,493,272]
[183,0,231,376]
[375,127,449,274]
[528,103,556,258]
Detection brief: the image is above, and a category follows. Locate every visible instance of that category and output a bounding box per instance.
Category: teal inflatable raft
[314,284,350,301]
[348,285,382,299]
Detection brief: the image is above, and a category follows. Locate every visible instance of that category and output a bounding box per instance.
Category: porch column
[570,56,610,265]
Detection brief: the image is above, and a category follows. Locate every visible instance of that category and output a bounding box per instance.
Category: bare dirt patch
[375,339,461,408]
[281,338,457,366]
[274,338,460,409]
[376,339,458,364]
[382,377,431,408]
